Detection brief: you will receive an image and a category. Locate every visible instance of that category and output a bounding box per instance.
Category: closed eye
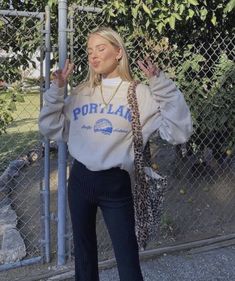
[87,49,105,55]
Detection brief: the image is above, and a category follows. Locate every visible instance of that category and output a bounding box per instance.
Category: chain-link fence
[66,6,235,267]
[0,6,52,281]
[0,1,234,281]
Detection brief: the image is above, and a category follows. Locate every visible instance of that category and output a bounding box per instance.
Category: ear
[116,47,123,61]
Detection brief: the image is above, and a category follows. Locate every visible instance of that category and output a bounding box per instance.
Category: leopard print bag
[127,80,167,251]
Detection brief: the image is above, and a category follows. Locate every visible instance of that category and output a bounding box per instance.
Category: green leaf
[142,3,151,15]
[173,13,182,20]
[188,9,195,18]
[0,20,4,28]
[8,102,17,112]
[109,9,116,17]
[179,4,185,15]
[114,1,120,9]
[200,8,208,21]
[48,0,57,7]
[224,0,235,13]
[169,15,176,29]
[174,2,179,11]
[211,15,217,25]
[146,19,150,29]
[132,5,140,19]
[188,0,199,5]
[157,22,164,33]
[14,95,25,103]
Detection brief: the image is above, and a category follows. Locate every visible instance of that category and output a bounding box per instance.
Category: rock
[0,205,26,264]
[0,228,26,264]
[7,159,27,178]
[0,159,28,191]
[0,205,17,234]
[0,198,11,209]
[229,156,235,174]
[0,192,11,209]
[0,191,7,200]
[0,170,9,191]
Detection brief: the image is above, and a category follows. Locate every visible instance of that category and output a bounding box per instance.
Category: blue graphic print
[94,119,113,135]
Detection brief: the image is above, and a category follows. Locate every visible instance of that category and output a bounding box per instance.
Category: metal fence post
[57,0,68,266]
[43,5,51,263]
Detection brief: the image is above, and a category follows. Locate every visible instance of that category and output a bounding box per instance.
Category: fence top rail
[0,9,44,19]
[69,4,102,13]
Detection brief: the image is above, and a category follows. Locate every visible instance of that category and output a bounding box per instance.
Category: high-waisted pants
[68,159,144,281]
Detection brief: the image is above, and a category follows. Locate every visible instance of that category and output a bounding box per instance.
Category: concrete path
[99,246,235,281]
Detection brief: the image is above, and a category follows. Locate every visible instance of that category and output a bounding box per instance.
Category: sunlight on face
[87,34,122,78]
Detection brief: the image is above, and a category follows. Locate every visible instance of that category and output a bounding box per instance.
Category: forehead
[87,34,111,48]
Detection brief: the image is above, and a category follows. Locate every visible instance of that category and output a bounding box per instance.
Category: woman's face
[87,34,122,78]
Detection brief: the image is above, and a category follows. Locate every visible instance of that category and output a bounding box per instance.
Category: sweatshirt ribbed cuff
[50,81,65,95]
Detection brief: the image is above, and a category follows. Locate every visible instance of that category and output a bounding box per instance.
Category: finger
[62,59,70,75]
[64,63,74,79]
[56,69,63,76]
[137,60,149,73]
[63,59,70,74]
[146,59,154,69]
[53,69,62,78]
[52,70,57,77]
[51,72,57,79]
[68,62,74,73]
[142,55,153,67]
[143,54,156,66]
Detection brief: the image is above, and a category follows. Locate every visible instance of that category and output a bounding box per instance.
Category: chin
[92,68,104,75]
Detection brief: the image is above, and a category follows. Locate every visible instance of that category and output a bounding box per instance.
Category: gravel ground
[98,245,235,281]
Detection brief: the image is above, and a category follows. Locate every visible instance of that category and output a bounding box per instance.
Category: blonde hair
[79,26,133,90]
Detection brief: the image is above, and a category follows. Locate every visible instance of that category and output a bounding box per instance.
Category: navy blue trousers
[68,160,144,281]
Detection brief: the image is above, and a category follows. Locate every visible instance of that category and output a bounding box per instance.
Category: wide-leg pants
[68,159,144,281]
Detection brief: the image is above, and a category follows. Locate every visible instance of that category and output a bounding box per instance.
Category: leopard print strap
[127,81,148,183]
[143,141,152,167]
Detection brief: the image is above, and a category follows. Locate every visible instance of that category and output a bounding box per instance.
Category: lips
[91,61,100,68]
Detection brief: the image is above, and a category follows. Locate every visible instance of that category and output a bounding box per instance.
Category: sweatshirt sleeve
[136,71,193,145]
[38,82,71,142]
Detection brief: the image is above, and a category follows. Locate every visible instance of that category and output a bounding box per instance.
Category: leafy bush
[0,83,25,135]
[175,50,235,158]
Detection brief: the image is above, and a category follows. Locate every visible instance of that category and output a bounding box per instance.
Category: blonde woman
[39,27,192,281]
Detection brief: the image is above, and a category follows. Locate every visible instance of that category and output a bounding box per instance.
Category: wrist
[53,79,66,89]
[148,69,161,79]
[51,80,65,91]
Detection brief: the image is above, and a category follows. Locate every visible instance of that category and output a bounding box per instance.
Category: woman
[39,26,192,281]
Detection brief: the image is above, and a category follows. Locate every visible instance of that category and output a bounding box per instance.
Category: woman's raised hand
[137,57,160,79]
[53,59,74,88]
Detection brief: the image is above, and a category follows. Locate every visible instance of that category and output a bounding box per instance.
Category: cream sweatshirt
[38,72,193,176]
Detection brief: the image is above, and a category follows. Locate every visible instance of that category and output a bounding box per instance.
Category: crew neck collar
[101,76,122,86]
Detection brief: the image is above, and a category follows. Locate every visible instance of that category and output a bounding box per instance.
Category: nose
[89,50,99,61]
